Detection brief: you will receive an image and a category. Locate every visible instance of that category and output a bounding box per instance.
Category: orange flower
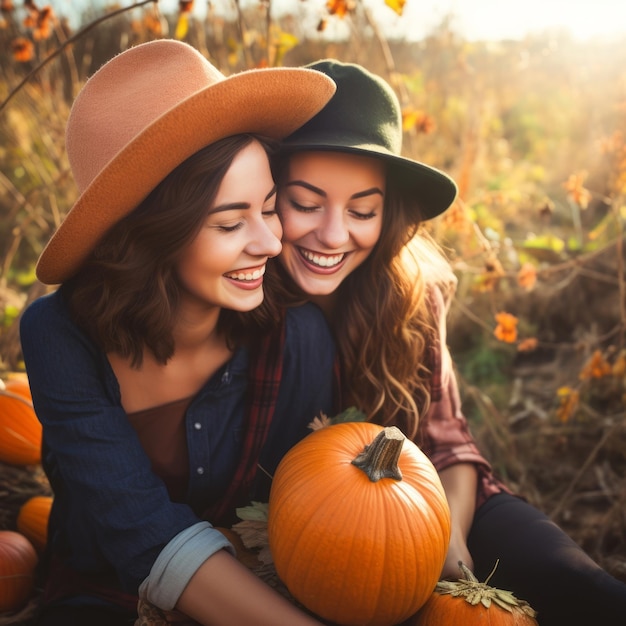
[517,337,538,352]
[579,349,612,380]
[493,312,518,343]
[402,108,422,132]
[556,387,579,423]
[33,5,54,41]
[326,0,354,17]
[563,171,591,209]
[402,108,436,134]
[517,262,537,291]
[11,36,34,62]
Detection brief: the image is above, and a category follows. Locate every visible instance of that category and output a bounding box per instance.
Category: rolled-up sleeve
[138,522,234,609]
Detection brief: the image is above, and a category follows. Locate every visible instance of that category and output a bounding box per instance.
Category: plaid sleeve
[419,286,510,508]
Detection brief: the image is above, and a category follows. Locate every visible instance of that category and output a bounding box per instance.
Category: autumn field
[0,0,625,622]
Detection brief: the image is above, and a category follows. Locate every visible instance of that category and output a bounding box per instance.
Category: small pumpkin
[409,561,538,626]
[268,422,451,626]
[0,530,38,612]
[0,381,42,466]
[17,495,53,553]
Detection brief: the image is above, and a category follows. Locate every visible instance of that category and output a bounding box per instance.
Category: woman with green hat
[272,59,626,625]
[20,40,337,625]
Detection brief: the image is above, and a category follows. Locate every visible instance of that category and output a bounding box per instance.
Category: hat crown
[285,59,402,155]
[66,40,225,193]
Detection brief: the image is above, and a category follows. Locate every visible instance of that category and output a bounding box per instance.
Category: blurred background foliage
[1,0,625,580]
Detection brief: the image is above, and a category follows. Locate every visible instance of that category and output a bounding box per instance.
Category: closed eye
[289,199,319,212]
[217,222,243,232]
[350,209,377,220]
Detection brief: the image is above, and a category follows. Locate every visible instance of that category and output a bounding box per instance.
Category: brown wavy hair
[268,161,454,439]
[63,134,277,367]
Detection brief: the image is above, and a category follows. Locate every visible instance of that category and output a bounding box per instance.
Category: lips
[298,247,346,271]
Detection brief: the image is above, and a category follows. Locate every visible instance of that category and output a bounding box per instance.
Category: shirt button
[194,422,202,430]
[196,467,205,475]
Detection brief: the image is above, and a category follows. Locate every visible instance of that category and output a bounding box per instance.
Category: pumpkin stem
[351,426,404,482]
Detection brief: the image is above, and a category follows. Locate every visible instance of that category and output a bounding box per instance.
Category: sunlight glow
[377,0,626,41]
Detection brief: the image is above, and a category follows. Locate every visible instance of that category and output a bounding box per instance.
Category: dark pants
[468,493,626,626]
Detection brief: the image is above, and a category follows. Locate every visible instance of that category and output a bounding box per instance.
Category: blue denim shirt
[20,291,335,608]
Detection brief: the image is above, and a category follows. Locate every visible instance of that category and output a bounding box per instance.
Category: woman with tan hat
[19,40,337,625]
[271,59,626,625]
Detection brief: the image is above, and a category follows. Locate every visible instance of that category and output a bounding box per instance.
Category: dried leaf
[174,12,188,39]
[556,386,579,423]
[235,500,268,522]
[579,349,612,380]
[563,171,592,209]
[330,406,367,424]
[384,0,405,16]
[231,519,268,550]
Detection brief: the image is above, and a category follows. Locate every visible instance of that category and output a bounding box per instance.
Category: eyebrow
[285,180,384,200]
[210,185,277,214]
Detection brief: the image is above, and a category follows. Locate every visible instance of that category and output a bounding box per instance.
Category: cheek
[278,209,310,244]
[358,220,384,251]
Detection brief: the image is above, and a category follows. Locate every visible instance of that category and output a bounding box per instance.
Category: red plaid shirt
[416,286,511,509]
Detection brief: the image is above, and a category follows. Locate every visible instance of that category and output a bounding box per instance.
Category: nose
[247,217,283,258]
[316,207,350,249]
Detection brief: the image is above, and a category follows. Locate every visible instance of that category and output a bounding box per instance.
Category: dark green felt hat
[282,59,457,220]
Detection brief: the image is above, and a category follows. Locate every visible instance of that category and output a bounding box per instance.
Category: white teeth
[226,266,265,281]
[301,249,344,268]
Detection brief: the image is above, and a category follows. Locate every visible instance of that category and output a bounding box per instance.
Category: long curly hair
[63,134,277,367]
[267,162,455,439]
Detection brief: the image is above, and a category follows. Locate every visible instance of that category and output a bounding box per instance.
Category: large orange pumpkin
[409,562,538,626]
[0,530,38,612]
[0,383,42,466]
[17,496,53,554]
[4,377,33,402]
[268,422,451,626]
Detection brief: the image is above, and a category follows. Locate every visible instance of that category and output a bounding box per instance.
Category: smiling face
[277,151,385,296]
[175,139,282,312]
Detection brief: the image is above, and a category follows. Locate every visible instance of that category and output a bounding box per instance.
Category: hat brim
[282,135,458,221]
[36,67,335,284]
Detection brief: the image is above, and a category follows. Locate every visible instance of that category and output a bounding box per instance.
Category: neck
[309,293,338,321]
[172,301,223,352]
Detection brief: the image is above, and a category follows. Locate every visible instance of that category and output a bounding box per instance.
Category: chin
[227,296,264,312]
[298,278,340,297]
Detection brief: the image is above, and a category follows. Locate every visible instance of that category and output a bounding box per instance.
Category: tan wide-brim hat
[36,39,336,285]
